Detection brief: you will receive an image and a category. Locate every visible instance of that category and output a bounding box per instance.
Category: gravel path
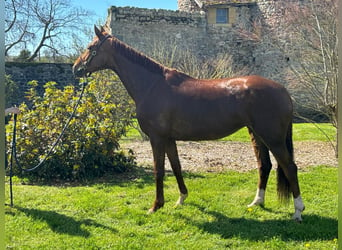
[122,140,337,173]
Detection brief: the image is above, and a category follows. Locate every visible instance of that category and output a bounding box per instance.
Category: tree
[5,0,93,61]
[261,1,337,127]
[5,0,31,56]
[14,49,31,62]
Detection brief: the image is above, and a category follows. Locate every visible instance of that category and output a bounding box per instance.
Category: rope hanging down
[6,81,87,207]
[11,80,88,172]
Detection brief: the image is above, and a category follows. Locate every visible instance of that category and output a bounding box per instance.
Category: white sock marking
[248,188,265,207]
[293,195,305,222]
[175,193,188,206]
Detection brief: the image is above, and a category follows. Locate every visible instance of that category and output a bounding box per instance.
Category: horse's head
[73,25,112,78]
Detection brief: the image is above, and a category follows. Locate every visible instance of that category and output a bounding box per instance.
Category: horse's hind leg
[269,143,305,222]
[165,139,188,206]
[248,128,272,207]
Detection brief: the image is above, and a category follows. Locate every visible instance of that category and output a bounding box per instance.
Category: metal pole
[9,114,17,207]
[0,0,6,247]
[337,0,342,246]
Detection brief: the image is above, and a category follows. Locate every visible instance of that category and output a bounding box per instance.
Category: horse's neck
[109,42,166,104]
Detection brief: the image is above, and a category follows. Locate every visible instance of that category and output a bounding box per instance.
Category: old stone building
[107,0,289,81]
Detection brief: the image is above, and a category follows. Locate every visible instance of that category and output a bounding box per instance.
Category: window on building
[216,8,229,24]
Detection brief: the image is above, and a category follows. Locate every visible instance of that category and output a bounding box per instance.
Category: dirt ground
[121,140,337,173]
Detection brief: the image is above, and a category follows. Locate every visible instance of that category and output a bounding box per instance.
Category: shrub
[6,71,136,182]
[5,74,20,107]
[144,39,243,79]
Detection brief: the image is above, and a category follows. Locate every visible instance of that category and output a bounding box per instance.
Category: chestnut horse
[73,26,305,221]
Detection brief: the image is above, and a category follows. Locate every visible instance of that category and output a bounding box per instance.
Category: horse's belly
[169,111,246,141]
[137,95,249,140]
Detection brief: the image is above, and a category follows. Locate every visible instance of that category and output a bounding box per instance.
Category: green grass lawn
[5,123,337,249]
[5,166,337,249]
[124,123,336,142]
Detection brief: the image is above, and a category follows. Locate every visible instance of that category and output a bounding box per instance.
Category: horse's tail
[276,122,293,203]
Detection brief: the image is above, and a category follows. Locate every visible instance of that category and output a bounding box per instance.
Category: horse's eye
[87,45,94,50]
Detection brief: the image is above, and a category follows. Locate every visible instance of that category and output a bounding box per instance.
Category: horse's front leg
[165,139,188,206]
[148,136,166,213]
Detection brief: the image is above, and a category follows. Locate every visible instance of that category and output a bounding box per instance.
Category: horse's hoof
[295,219,302,224]
[292,209,303,222]
[147,208,155,214]
[175,193,188,206]
[293,215,303,223]
[147,202,164,214]
[248,189,265,208]
[247,199,264,208]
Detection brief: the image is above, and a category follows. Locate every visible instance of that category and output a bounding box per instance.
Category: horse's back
[140,74,292,140]
[173,75,289,99]
[172,75,292,115]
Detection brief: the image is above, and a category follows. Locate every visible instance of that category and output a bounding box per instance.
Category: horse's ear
[94,25,104,39]
[100,26,105,32]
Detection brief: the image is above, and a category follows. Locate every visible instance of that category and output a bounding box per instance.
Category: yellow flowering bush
[6,71,136,181]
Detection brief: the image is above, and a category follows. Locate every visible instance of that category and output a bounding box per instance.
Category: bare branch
[5,0,93,59]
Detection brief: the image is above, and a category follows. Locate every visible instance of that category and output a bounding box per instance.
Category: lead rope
[7,80,88,206]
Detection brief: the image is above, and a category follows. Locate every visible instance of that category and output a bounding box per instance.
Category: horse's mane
[111,37,167,75]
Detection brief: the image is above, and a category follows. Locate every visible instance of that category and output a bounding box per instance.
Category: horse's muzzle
[72,65,87,78]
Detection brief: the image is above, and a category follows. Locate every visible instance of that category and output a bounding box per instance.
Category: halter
[80,34,111,76]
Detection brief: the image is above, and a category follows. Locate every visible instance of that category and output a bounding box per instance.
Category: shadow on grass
[88,167,205,189]
[15,166,155,187]
[11,206,117,237]
[187,203,337,242]
[12,163,206,188]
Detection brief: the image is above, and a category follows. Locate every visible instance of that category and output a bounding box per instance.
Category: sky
[71,0,178,24]
[7,1,178,56]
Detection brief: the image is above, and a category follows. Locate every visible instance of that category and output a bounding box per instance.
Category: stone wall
[5,62,77,104]
[107,5,258,73]
[249,0,290,81]
[107,6,207,56]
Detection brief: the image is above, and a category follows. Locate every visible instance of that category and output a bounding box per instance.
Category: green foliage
[5,74,20,107]
[14,49,31,62]
[6,71,136,181]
